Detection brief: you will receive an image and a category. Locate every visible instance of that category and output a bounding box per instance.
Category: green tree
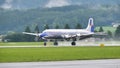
[25,26,31,32]
[99,26,104,32]
[24,26,34,42]
[64,24,70,29]
[55,24,59,29]
[34,25,39,33]
[5,33,25,42]
[107,30,112,38]
[94,29,98,32]
[44,24,49,30]
[34,25,40,42]
[75,23,82,29]
[115,25,120,40]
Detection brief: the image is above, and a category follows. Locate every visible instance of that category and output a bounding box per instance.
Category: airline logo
[89,18,93,26]
[89,18,94,32]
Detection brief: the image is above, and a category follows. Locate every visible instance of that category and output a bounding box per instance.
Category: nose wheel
[44,39,47,46]
[44,42,47,46]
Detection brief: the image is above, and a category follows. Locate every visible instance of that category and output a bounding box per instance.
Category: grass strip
[0,46,120,62]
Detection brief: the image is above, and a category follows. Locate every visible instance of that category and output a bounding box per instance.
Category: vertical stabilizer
[86,18,94,32]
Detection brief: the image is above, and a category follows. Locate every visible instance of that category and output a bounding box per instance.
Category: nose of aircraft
[40,32,47,38]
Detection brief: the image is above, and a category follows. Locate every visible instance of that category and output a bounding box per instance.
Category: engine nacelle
[62,35,71,39]
[76,33,81,36]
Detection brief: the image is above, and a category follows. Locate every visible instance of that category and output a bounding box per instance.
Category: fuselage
[40,29,93,39]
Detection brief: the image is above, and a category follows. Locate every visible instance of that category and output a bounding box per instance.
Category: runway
[0,41,120,48]
[0,44,120,48]
[0,59,120,68]
[0,45,43,48]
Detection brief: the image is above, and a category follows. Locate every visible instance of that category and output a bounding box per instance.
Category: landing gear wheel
[44,39,47,46]
[71,41,76,46]
[44,42,47,46]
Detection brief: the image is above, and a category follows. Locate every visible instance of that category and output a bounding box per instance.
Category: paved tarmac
[0,45,43,48]
[0,41,120,48]
[0,43,120,48]
[0,59,120,68]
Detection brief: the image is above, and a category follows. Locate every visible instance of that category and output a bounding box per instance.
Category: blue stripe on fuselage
[40,32,48,37]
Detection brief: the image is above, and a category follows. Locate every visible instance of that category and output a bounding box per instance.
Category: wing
[22,32,41,36]
[94,32,108,35]
[61,33,94,39]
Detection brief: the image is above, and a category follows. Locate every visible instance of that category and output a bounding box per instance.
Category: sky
[45,0,70,8]
[0,0,71,9]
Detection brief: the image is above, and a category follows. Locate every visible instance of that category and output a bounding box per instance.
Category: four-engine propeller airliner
[23,18,94,45]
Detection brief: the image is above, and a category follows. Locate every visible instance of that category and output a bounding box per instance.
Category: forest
[0,3,120,41]
[0,4,120,34]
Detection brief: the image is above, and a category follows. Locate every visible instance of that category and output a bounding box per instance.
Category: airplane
[23,18,94,46]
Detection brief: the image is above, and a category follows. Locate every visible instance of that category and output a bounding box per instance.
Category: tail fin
[86,18,94,32]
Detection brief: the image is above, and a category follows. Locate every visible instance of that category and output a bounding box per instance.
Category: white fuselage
[41,29,93,39]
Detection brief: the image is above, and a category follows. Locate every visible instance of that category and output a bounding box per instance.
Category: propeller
[34,32,40,42]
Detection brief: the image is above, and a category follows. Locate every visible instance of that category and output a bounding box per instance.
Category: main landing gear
[44,39,58,46]
[53,39,76,46]
[43,39,76,46]
[71,41,76,46]
[71,38,76,46]
[54,40,58,46]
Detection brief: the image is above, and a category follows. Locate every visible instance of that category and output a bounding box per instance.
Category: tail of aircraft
[86,18,94,32]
